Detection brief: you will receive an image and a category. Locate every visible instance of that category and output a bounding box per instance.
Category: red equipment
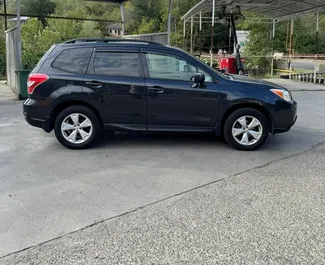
[219,57,236,74]
[219,57,246,74]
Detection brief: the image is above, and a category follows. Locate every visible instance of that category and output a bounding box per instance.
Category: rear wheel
[54,105,101,149]
[223,108,269,151]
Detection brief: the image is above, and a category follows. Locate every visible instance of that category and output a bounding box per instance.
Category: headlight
[270,89,292,102]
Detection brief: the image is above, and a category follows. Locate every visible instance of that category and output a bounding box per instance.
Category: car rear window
[52,48,93,74]
[31,44,57,73]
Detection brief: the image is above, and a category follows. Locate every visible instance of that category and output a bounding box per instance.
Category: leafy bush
[20,16,103,70]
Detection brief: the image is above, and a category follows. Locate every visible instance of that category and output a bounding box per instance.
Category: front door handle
[85,81,103,88]
[148,86,164,93]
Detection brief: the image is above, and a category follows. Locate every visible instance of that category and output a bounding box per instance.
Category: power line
[0,13,121,23]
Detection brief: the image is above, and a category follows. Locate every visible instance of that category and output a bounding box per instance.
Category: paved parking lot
[1,80,325,264]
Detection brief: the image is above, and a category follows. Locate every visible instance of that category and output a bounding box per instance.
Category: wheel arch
[49,100,103,132]
[218,103,274,136]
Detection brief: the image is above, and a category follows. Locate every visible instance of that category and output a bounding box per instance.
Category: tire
[223,108,269,151]
[54,105,101,149]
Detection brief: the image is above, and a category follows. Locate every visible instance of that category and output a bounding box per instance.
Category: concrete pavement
[1,139,325,265]
[0,80,325,264]
[0,81,17,102]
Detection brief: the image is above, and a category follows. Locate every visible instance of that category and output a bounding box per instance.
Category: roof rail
[63,38,163,45]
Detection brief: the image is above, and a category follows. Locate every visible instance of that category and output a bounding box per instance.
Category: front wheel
[54,105,101,149]
[223,108,269,151]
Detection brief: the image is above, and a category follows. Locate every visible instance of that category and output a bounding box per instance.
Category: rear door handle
[85,81,103,88]
[148,86,164,93]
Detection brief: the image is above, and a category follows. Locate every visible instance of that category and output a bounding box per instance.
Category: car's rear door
[141,49,220,131]
[83,47,147,131]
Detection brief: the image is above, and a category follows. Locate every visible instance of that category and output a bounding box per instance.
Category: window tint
[93,52,140,77]
[145,53,213,82]
[52,48,92,74]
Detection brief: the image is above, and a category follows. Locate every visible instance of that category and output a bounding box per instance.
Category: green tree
[78,21,102,38]
[242,12,325,76]
[241,16,273,76]
[21,0,56,25]
[125,0,164,34]
[138,17,157,34]
[21,18,45,69]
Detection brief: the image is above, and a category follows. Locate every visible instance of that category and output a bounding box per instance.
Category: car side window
[93,52,140,77]
[145,52,213,82]
[52,48,93,74]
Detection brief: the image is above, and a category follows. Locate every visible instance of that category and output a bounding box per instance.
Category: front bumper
[273,100,297,134]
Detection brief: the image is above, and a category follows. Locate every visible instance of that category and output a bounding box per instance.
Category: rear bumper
[23,98,52,132]
[24,114,52,132]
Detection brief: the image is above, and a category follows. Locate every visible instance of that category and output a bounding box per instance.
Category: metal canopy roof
[83,0,129,3]
[182,0,325,21]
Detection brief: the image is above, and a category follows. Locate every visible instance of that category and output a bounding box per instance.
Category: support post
[190,16,193,53]
[199,11,202,31]
[289,16,294,80]
[183,19,186,37]
[4,0,8,30]
[167,0,173,46]
[228,19,231,53]
[16,0,22,70]
[289,16,294,55]
[120,3,125,36]
[286,19,289,50]
[210,0,215,67]
[314,9,319,83]
[316,8,319,54]
[271,19,275,77]
[212,0,215,26]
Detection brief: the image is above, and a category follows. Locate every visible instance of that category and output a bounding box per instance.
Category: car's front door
[142,50,220,131]
[83,47,147,131]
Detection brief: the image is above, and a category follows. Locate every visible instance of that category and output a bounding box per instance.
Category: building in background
[108,24,123,37]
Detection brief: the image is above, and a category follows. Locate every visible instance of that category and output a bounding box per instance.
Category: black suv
[24,38,297,151]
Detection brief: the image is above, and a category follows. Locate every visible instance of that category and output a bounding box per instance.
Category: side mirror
[192,73,205,84]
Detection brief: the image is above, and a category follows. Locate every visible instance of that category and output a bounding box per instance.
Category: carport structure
[181,0,325,76]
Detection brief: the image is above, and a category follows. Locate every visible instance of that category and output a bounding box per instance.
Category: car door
[142,49,220,130]
[83,47,147,131]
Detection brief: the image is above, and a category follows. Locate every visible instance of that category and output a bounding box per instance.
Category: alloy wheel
[61,113,93,144]
[232,115,263,146]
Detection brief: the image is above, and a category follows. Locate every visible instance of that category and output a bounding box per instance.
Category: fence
[5,26,20,91]
[199,53,325,80]
[280,72,325,84]
[123,32,168,45]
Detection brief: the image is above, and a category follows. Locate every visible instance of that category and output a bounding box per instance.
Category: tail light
[27,73,49,94]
